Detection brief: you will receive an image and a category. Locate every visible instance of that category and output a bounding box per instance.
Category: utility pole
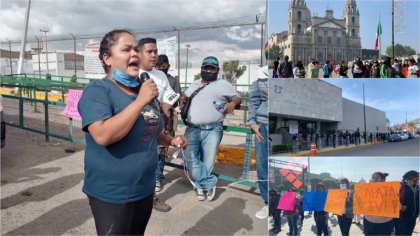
[392,0,395,59]
[17,0,31,74]
[363,83,367,133]
[5,38,13,74]
[34,35,41,78]
[70,33,77,76]
[185,44,191,86]
[40,27,49,74]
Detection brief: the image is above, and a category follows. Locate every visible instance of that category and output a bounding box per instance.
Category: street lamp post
[70,33,77,76]
[34,35,41,78]
[5,38,13,74]
[392,0,395,59]
[185,44,191,87]
[40,27,49,74]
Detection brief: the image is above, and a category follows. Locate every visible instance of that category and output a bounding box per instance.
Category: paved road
[1,126,267,235]
[317,138,420,156]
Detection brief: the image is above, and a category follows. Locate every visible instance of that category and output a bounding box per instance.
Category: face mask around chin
[201,71,218,81]
[112,68,139,88]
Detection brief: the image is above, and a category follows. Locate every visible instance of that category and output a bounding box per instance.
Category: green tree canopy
[269,44,281,61]
[222,60,246,84]
[194,73,201,81]
[385,44,417,58]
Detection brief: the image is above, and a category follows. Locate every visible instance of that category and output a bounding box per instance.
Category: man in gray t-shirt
[179,56,241,201]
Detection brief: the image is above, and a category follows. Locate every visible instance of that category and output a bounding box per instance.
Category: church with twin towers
[269,0,362,65]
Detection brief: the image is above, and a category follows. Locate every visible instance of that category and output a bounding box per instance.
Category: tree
[310,178,323,191]
[385,44,417,58]
[269,44,281,61]
[222,60,246,84]
[70,75,77,83]
[194,73,201,81]
[322,177,339,189]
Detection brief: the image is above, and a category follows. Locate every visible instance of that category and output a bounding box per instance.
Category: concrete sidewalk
[1,127,267,235]
[276,142,377,157]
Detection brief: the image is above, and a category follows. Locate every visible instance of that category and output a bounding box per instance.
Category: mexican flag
[374,20,382,51]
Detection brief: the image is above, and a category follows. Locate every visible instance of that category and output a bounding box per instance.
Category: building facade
[269,0,362,65]
[269,79,387,146]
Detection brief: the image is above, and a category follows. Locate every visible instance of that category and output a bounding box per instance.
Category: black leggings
[88,194,154,235]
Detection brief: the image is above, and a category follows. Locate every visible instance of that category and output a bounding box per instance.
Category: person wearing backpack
[322,60,331,78]
[314,183,329,235]
[395,170,419,235]
[278,55,293,78]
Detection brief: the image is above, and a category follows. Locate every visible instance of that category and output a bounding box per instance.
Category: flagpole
[379,13,381,60]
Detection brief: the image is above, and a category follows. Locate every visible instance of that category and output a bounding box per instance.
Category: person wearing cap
[179,56,241,201]
[248,65,269,219]
[156,54,182,137]
[395,170,419,235]
[138,37,179,212]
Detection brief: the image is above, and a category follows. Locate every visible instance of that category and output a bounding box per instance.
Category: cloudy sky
[0,0,266,71]
[269,0,420,52]
[323,79,420,125]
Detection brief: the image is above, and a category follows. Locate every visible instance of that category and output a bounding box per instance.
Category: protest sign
[353,181,400,218]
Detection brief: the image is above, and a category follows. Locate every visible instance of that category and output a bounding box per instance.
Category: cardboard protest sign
[302,191,327,211]
[324,189,348,215]
[277,192,296,211]
[353,181,400,218]
[61,89,83,120]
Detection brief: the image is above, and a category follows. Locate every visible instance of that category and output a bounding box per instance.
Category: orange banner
[353,181,400,218]
[324,189,348,215]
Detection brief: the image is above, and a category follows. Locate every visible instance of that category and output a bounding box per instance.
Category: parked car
[400,133,409,141]
[408,133,414,139]
[0,94,5,148]
[388,134,402,142]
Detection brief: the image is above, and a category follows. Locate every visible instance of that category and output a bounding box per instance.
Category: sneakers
[155,181,162,192]
[255,205,269,219]
[206,186,216,201]
[153,196,171,212]
[195,188,206,201]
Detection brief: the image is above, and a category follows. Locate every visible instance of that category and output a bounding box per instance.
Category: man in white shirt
[408,59,419,78]
[137,37,179,212]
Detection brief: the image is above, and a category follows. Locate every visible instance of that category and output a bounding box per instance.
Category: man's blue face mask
[112,68,139,87]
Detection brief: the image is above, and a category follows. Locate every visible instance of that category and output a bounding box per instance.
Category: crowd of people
[270,170,420,236]
[272,55,420,78]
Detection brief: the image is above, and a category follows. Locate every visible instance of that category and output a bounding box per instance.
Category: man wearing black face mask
[179,56,241,201]
[156,54,182,136]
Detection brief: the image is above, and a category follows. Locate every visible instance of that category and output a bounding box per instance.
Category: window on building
[297,24,301,34]
[351,29,356,38]
[337,37,341,45]
[327,37,332,44]
[352,16,355,24]
[318,36,322,44]
[297,11,301,20]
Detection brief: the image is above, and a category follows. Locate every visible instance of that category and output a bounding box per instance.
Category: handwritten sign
[353,181,400,218]
[324,189,348,215]
[302,192,327,211]
[277,192,296,211]
[61,89,83,120]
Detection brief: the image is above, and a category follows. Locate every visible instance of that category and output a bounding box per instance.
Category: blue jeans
[287,214,299,236]
[184,123,223,190]
[255,123,268,204]
[154,147,165,183]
